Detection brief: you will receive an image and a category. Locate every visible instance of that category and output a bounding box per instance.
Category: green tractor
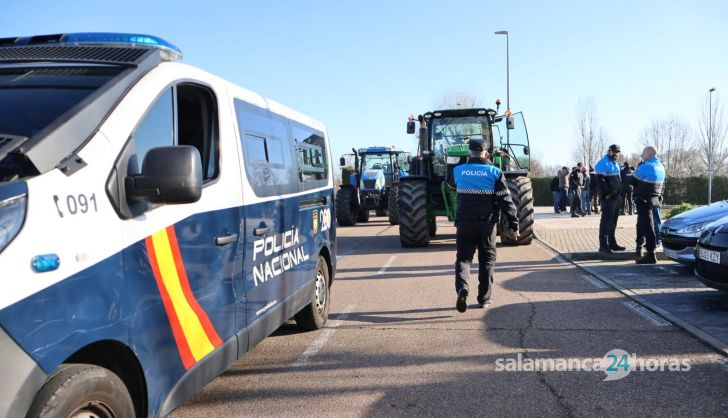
[336,146,410,226]
[398,106,534,247]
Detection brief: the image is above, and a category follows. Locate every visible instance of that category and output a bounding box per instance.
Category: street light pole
[495,30,509,143]
[709,87,716,205]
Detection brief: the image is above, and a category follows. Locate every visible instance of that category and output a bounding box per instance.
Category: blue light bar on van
[9,32,183,61]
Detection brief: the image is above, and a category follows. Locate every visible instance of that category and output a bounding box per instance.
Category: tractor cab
[336,146,410,226]
[400,105,534,247]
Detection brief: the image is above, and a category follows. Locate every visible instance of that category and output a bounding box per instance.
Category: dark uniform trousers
[455,219,497,300]
[599,195,621,247]
[635,198,657,252]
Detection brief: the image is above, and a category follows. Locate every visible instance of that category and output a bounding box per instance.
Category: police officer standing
[595,144,626,253]
[632,146,666,264]
[453,139,519,313]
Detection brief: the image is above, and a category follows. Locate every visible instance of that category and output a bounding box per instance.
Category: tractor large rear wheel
[500,176,534,245]
[335,187,357,226]
[398,180,429,247]
[388,186,400,225]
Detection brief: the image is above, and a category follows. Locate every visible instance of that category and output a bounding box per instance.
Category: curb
[533,237,728,357]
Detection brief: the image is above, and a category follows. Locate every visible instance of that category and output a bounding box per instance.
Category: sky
[3,0,727,168]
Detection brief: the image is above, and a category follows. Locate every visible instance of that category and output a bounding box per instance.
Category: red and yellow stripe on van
[145,226,223,370]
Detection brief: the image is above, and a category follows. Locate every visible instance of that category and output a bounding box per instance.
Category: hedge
[530,176,728,206]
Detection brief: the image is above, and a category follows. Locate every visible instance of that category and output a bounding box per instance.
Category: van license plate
[698,248,721,264]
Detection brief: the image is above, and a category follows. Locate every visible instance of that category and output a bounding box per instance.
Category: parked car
[660,200,728,265]
[694,215,728,291]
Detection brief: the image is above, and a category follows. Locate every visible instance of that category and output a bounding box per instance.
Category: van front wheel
[27,364,135,418]
[295,256,330,331]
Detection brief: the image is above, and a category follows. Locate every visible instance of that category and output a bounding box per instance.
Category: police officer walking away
[595,144,626,254]
[632,146,666,264]
[453,139,519,313]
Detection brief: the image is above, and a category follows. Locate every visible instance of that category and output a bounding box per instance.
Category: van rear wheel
[27,364,135,418]
[295,256,330,331]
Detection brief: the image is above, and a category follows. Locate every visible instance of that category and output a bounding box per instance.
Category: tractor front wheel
[398,180,429,247]
[388,186,400,225]
[500,176,534,245]
[335,187,358,226]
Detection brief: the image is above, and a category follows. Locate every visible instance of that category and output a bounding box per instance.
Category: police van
[0,33,336,417]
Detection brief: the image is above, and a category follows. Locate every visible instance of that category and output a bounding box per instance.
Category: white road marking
[377,255,397,274]
[581,274,609,289]
[623,301,671,327]
[293,305,355,368]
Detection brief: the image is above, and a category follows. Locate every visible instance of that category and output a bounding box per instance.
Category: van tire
[335,187,357,226]
[27,364,135,418]
[295,256,330,331]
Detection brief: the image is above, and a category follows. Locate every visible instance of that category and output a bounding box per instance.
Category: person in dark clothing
[550,174,560,214]
[557,166,568,213]
[589,166,599,214]
[632,146,666,264]
[620,162,634,215]
[453,138,519,313]
[595,144,626,253]
[569,164,585,217]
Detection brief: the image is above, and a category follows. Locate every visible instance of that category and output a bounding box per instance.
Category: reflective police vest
[453,158,512,223]
[595,155,622,198]
[633,157,665,198]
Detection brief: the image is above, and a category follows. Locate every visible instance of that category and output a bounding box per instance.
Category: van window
[292,123,328,190]
[234,99,297,197]
[108,83,220,218]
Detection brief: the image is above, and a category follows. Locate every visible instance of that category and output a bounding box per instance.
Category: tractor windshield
[431,116,491,164]
[361,153,392,175]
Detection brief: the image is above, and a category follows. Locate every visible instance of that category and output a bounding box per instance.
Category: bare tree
[571,96,610,168]
[697,92,728,175]
[529,156,561,177]
[639,116,694,178]
[433,91,482,109]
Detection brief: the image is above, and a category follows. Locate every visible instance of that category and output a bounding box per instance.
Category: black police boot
[636,246,643,258]
[598,246,613,254]
[635,251,657,264]
[609,242,626,251]
[456,288,469,313]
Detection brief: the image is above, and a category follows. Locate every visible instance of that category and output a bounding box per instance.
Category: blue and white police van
[0,33,336,417]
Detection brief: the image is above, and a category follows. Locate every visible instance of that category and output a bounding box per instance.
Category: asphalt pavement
[172,216,728,418]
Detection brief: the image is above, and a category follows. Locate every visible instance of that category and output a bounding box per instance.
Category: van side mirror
[406,121,416,134]
[339,157,346,167]
[125,145,202,204]
[506,115,515,129]
[523,146,530,155]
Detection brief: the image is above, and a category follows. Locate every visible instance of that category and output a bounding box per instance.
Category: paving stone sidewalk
[533,207,665,260]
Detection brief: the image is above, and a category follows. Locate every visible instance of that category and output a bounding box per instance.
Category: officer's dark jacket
[595,155,622,199]
[453,157,519,231]
[631,157,665,200]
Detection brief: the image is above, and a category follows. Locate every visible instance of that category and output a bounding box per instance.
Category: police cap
[468,138,485,151]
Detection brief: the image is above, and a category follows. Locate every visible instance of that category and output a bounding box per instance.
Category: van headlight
[676,221,710,238]
[0,194,26,253]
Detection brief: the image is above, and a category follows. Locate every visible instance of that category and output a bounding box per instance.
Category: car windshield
[431,116,491,161]
[0,66,121,139]
[0,66,122,181]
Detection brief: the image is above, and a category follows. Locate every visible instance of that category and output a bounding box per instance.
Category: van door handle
[215,233,238,246]
[254,226,271,236]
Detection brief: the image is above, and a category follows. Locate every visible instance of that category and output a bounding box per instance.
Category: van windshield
[0,66,122,139]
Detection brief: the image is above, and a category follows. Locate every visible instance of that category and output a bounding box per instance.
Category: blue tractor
[336,146,410,226]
